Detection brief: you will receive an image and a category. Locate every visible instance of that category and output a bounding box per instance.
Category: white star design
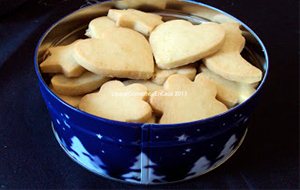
[118,139,123,142]
[185,148,191,152]
[64,114,70,119]
[177,134,189,142]
[96,134,103,139]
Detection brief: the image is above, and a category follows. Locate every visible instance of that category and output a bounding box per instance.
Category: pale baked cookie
[58,95,82,108]
[149,20,225,69]
[51,72,110,96]
[40,41,85,78]
[204,23,262,83]
[85,17,116,38]
[73,27,154,79]
[150,74,227,124]
[49,85,82,107]
[108,9,163,36]
[115,0,167,11]
[151,65,197,85]
[198,65,256,107]
[79,80,152,123]
[123,80,162,93]
[146,115,157,123]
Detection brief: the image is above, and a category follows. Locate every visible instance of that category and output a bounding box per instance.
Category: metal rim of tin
[34,0,270,128]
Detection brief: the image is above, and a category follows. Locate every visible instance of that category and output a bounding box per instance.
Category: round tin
[34,0,269,185]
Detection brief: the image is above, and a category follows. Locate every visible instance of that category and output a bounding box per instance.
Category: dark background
[0,0,299,189]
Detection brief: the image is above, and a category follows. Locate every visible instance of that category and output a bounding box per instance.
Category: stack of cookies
[40,9,263,124]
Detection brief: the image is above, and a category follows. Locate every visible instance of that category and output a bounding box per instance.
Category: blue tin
[34,0,269,185]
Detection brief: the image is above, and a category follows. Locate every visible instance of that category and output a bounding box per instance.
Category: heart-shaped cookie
[149,20,225,69]
[204,23,262,83]
[74,27,154,79]
[85,16,116,39]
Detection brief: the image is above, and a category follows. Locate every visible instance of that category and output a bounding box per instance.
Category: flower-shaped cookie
[79,80,152,123]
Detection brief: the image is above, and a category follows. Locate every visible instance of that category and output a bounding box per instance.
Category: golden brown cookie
[150,74,227,124]
[123,80,162,93]
[51,72,110,96]
[204,23,262,83]
[145,115,157,123]
[49,85,82,107]
[115,0,167,10]
[40,41,85,77]
[85,16,116,38]
[79,80,152,122]
[108,9,163,36]
[149,20,225,69]
[151,65,197,85]
[198,65,256,107]
[73,27,154,79]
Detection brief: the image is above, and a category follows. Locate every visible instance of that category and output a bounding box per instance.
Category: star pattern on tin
[176,134,189,142]
[96,134,103,139]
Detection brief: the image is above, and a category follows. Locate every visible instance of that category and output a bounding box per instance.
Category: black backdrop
[0,0,299,189]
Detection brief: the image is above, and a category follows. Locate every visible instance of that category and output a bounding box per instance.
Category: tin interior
[36,0,268,120]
